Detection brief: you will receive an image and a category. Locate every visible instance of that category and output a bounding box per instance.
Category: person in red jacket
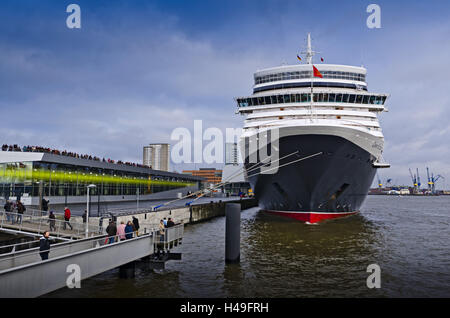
[63,207,73,230]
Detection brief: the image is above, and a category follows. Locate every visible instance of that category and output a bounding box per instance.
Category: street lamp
[86,184,96,238]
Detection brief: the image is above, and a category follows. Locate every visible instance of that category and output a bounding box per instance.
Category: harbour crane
[431,173,444,194]
[416,168,421,190]
[376,172,382,188]
[386,178,393,187]
[426,167,432,192]
[426,167,445,194]
[409,168,417,193]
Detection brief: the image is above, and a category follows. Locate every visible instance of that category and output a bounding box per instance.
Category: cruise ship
[235,34,389,223]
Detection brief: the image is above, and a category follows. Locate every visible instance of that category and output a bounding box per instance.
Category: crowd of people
[3,198,179,261]
[1,144,151,169]
[3,199,26,225]
[105,216,141,244]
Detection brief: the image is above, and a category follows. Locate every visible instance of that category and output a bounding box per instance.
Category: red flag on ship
[313,65,323,78]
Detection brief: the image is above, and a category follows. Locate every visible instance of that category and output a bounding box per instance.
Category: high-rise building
[143,143,170,171]
[225,142,239,165]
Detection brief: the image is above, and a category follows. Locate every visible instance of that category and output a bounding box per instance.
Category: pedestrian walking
[132,216,140,236]
[105,220,117,244]
[125,221,133,239]
[16,200,26,224]
[82,210,87,223]
[63,207,73,230]
[48,211,56,231]
[117,221,126,241]
[39,231,51,261]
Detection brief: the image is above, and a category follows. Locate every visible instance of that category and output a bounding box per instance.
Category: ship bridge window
[237,93,387,108]
[255,71,366,85]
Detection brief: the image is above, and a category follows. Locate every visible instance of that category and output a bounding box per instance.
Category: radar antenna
[301,33,317,64]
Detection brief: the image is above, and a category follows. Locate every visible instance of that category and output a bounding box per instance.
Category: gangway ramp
[0,224,184,297]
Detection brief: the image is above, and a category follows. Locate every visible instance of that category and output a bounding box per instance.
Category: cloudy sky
[1,0,449,188]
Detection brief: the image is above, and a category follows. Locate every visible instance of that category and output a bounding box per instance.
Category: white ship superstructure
[234,34,390,223]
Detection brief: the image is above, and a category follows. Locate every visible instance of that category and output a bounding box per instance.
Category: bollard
[119,261,136,278]
[225,203,241,263]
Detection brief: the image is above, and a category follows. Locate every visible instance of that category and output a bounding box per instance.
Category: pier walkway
[0,224,184,297]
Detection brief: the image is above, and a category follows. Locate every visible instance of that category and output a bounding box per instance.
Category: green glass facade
[0,161,196,199]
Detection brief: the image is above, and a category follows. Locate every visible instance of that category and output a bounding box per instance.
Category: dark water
[47,195,450,298]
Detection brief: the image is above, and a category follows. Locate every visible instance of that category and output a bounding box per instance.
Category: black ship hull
[244,134,377,223]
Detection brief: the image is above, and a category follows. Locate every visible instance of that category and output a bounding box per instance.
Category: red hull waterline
[264,210,359,224]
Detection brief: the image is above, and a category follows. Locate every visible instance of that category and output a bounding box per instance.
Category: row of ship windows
[254,71,366,84]
[237,93,387,107]
[248,121,381,131]
[248,115,378,122]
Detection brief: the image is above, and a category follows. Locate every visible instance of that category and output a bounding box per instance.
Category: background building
[0,150,202,206]
[182,168,222,185]
[223,143,251,195]
[225,142,239,165]
[143,143,170,172]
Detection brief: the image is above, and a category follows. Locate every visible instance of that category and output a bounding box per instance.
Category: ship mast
[304,33,316,121]
[305,33,315,64]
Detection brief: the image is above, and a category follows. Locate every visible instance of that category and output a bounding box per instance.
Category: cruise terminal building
[0,151,203,206]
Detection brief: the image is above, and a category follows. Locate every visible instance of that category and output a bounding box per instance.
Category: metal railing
[0,224,185,272]
[154,223,184,251]
[0,210,103,239]
[0,230,153,271]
